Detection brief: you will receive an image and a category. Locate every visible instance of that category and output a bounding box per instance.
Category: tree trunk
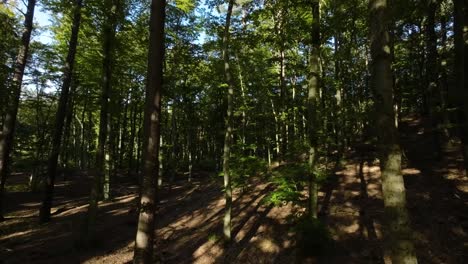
[132,0,166,262]
[222,0,234,242]
[0,0,36,221]
[425,0,443,158]
[39,0,82,223]
[439,14,451,142]
[82,0,120,245]
[464,0,468,175]
[307,0,320,219]
[62,78,78,179]
[369,0,418,262]
[453,0,468,174]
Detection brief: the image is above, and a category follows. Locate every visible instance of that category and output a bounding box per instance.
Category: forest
[0,0,467,263]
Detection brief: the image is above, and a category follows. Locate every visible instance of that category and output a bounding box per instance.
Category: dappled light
[1,0,467,263]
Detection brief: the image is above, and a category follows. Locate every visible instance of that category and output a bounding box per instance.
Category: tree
[307,0,320,219]
[0,0,36,221]
[454,0,468,174]
[83,0,121,243]
[39,0,83,223]
[369,0,418,262]
[221,0,235,242]
[133,0,166,262]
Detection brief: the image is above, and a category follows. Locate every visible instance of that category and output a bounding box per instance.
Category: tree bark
[425,0,443,157]
[453,0,468,174]
[39,0,82,223]
[369,0,418,263]
[222,0,234,242]
[0,0,36,221]
[307,0,320,219]
[133,0,166,262]
[82,0,119,243]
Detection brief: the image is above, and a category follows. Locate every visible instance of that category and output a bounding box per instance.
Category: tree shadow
[399,118,468,263]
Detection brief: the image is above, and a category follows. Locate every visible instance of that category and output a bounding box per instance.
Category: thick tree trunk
[39,0,82,223]
[132,0,166,262]
[222,0,235,242]
[0,0,36,221]
[307,0,320,219]
[369,0,418,263]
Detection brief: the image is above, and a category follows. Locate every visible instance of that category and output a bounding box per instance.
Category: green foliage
[208,233,220,242]
[264,163,307,206]
[264,162,329,206]
[230,155,267,187]
[5,182,30,193]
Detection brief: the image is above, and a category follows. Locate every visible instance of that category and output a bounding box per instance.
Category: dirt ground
[0,117,467,263]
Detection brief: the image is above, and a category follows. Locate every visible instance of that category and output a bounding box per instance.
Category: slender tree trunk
[62,79,78,179]
[0,0,36,221]
[222,0,234,242]
[439,14,451,141]
[454,0,468,174]
[307,0,320,219]
[425,0,443,157]
[39,0,82,223]
[128,94,137,175]
[133,0,166,262]
[464,0,468,175]
[83,0,119,244]
[369,0,418,262]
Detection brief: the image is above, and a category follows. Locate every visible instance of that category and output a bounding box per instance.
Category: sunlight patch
[402,168,421,175]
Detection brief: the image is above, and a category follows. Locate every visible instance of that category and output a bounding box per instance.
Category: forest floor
[0,116,467,264]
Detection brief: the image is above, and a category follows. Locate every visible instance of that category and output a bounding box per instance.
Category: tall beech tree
[0,0,36,221]
[369,0,418,262]
[307,0,320,219]
[221,0,235,242]
[83,0,120,243]
[39,0,83,223]
[95,0,119,201]
[133,0,166,262]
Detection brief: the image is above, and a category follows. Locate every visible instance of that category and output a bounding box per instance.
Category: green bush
[264,163,308,206]
[219,155,268,188]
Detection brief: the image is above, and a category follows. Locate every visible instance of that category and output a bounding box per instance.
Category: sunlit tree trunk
[39,0,82,223]
[307,0,320,219]
[0,0,36,221]
[133,0,166,262]
[369,0,418,262]
[222,0,235,242]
